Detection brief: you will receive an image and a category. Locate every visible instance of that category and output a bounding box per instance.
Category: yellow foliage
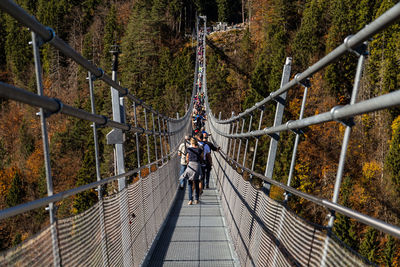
[391,115,400,136]
[361,114,373,130]
[362,161,381,183]
[25,147,43,184]
[295,162,315,204]
[0,166,20,203]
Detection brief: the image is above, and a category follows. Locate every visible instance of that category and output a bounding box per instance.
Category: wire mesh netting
[209,121,368,267]
[0,156,180,266]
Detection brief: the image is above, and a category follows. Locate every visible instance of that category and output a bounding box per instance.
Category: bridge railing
[0,0,198,266]
[203,3,400,266]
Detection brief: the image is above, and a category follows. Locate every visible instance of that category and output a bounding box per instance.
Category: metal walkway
[145,176,239,267]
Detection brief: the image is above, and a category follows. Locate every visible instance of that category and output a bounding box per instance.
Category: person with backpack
[178,136,190,189]
[201,132,215,188]
[179,137,203,205]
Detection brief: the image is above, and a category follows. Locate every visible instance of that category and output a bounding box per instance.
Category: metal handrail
[0,139,183,220]
[210,2,400,124]
[0,0,189,121]
[0,81,179,136]
[209,89,400,139]
[219,150,400,239]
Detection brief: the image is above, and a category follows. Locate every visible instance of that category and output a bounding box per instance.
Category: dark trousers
[201,165,211,187]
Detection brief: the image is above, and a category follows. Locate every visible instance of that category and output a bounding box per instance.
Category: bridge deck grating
[146,176,239,266]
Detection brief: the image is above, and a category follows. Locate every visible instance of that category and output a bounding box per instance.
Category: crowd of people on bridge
[178,27,219,205]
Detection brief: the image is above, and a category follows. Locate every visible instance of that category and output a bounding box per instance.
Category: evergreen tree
[359,227,380,263]
[324,0,358,101]
[4,11,33,86]
[73,133,98,214]
[102,4,119,68]
[333,176,358,250]
[0,13,7,68]
[385,116,400,193]
[19,119,35,159]
[121,1,158,95]
[292,0,327,69]
[216,0,229,22]
[384,235,396,266]
[6,168,25,208]
[367,0,400,119]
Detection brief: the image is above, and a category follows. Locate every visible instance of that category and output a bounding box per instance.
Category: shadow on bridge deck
[145,176,239,267]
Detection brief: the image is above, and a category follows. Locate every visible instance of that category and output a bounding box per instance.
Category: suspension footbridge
[1,1,400,266]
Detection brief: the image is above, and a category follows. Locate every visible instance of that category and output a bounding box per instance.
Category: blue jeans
[188,180,200,201]
[179,164,187,187]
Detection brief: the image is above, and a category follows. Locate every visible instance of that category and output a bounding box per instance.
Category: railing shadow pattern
[0,157,180,266]
[211,149,367,266]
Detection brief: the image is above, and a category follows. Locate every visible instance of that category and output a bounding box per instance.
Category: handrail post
[285,77,310,202]
[144,109,151,169]
[250,107,264,179]
[152,113,159,163]
[158,115,164,164]
[106,45,132,266]
[236,118,246,162]
[320,41,367,267]
[227,114,235,156]
[232,120,240,158]
[133,102,141,176]
[263,57,292,195]
[88,71,109,267]
[242,115,253,167]
[31,31,61,267]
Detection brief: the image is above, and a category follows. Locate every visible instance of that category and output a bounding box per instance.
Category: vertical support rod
[236,118,246,162]
[321,50,366,267]
[152,113,158,163]
[243,115,253,167]
[88,72,109,267]
[227,121,235,156]
[250,108,264,177]
[285,85,309,202]
[158,115,164,164]
[108,46,131,266]
[31,31,60,267]
[144,109,151,168]
[162,118,168,157]
[264,57,292,195]
[88,72,102,197]
[133,103,141,176]
[165,118,171,153]
[232,120,240,158]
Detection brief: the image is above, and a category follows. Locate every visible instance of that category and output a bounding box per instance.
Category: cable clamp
[120,88,128,97]
[93,68,104,80]
[97,115,108,127]
[267,132,280,141]
[294,73,311,87]
[330,106,355,127]
[40,98,63,118]
[44,27,56,43]
[344,35,369,56]
[270,92,285,105]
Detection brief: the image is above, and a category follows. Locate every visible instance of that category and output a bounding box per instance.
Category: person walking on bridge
[179,137,203,205]
[178,136,190,189]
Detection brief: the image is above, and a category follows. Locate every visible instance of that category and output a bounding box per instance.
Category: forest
[1,0,400,265]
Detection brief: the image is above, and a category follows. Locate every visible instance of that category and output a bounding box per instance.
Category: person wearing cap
[178,136,190,189]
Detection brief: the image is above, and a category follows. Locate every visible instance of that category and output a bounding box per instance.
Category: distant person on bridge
[179,137,203,205]
[178,136,190,189]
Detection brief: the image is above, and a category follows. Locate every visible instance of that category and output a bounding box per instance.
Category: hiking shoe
[194,200,199,205]
[188,200,193,205]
